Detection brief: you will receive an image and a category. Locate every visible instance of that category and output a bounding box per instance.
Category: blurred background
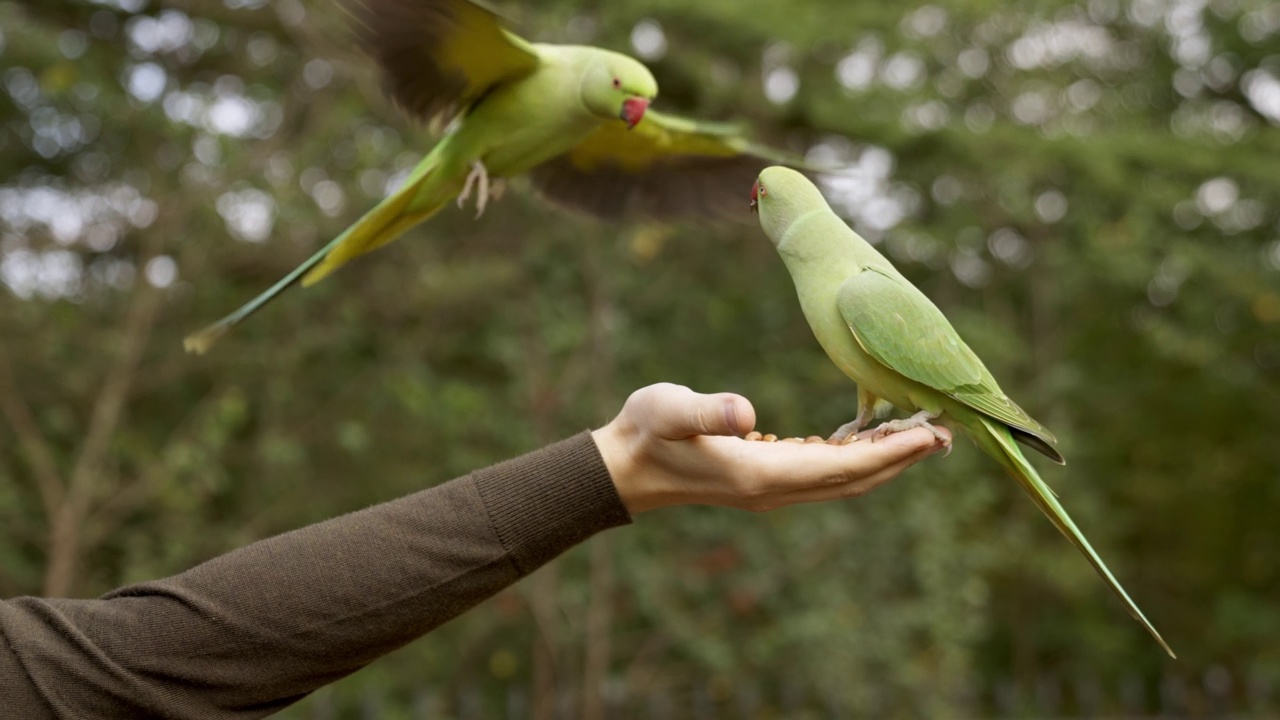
[3,0,1279,717]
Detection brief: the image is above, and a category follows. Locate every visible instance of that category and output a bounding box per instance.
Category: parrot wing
[349,0,541,124]
[836,267,1064,463]
[528,108,805,221]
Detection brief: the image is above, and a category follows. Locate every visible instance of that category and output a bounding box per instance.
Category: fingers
[706,392,756,437]
[740,426,949,495]
[627,383,757,440]
[762,448,934,510]
[604,383,952,513]
[684,426,948,512]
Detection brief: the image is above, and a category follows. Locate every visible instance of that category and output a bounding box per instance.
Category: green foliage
[2,0,1278,716]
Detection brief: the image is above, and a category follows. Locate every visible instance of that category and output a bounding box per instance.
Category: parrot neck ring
[620,96,649,130]
[750,179,765,212]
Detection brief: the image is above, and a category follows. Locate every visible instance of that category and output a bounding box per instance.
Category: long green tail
[183,160,448,355]
[971,414,1176,658]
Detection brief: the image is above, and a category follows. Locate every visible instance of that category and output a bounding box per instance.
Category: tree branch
[43,230,166,597]
[83,382,225,548]
[64,260,164,516]
[0,350,66,517]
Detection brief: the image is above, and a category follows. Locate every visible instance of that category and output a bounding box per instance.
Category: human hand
[591,383,950,514]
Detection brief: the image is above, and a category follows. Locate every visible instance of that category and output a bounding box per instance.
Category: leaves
[1,0,1278,716]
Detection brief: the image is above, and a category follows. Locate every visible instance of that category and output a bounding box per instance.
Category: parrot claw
[871,410,951,451]
[457,160,492,219]
[827,420,864,445]
[827,404,876,444]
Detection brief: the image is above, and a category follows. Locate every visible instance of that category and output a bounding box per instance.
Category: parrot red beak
[620,97,649,130]
[749,179,761,213]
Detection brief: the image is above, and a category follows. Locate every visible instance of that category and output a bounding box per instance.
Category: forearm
[0,432,630,719]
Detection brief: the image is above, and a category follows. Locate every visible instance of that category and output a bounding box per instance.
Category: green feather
[185,0,807,353]
[967,411,1174,658]
[754,165,1174,658]
[836,267,1061,461]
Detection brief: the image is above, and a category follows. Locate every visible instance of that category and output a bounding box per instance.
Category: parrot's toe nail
[842,434,859,445]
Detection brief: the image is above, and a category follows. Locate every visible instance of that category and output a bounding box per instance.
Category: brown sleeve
[0,431,630,719]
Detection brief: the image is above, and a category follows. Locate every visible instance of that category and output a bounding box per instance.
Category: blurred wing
[349,0,540,123]
[837,268,1063,462]
[528,108,804,221]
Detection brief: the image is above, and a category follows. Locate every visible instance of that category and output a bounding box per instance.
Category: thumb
[645,386,756,439]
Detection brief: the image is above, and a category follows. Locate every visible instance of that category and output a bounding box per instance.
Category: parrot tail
[182,165,451,355]
[971,414,1176,658]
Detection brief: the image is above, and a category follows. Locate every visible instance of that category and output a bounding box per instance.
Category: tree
[2,0,1277,716]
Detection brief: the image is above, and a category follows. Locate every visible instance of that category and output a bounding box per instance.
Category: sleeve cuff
[473,431,632,575]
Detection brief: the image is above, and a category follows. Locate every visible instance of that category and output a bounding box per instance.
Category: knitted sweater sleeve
[0,432,630,719]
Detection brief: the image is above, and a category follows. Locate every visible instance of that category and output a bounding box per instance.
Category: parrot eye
[612,77,621,89]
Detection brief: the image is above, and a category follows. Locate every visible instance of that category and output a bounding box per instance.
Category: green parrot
[750,166,1174,658]
[183,0,799,354]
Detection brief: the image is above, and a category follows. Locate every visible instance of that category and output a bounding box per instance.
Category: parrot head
[752,166,829,244]
[582,52,657,130]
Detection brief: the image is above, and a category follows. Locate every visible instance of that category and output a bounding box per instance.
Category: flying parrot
[750,166,1174,658]
[183,0,802,354]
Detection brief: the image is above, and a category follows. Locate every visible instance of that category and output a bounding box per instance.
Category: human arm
[0,384,945,719]
[0,432,625,720]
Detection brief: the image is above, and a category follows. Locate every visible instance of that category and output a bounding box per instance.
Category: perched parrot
[750,166,1174,658]
[183,0,803,354]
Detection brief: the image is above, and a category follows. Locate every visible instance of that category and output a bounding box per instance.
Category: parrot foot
[871,411,951,454]
[827,420,865,445]
[457,160,491,219]
[826,405,876,444]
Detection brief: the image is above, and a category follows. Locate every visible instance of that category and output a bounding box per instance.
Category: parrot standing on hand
[183,0,803,354]
[749,166,1175,658]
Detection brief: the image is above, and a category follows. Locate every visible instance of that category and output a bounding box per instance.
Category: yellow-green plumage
[300,44,637,288]
[753,166,1174,658]
[183,39,649,354]
[184,0,802,354]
